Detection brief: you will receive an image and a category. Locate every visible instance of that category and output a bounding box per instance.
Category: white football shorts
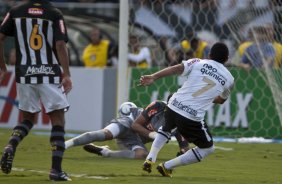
[16,83,70,113]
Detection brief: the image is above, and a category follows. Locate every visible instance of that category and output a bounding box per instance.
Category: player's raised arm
[139,63,184,86]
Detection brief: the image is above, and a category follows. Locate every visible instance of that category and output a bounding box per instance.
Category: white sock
[65,139,74,149]
[104,150,135,158]
[100,147,110,156]
[164,149,198,169]
[65,130,106,150]
[146,133,168,162]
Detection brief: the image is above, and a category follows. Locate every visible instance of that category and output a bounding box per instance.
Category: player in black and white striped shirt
[0,0,72,181]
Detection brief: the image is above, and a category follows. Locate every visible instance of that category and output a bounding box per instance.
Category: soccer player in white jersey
[139,42,234,177]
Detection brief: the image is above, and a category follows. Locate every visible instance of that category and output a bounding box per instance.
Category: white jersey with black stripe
[168,58,234,122]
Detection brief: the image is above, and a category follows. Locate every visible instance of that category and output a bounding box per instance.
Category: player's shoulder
[199,59,220,68]
[46,2,63,16]
[10,1,62,19]
[33,1,64,17]
[143,100,165,118]
[182,58,202,67]
[208,60,234,82]
[217,61,233,75]
[9,1,29,13]
[221,66,234,83]
[155,100,166,109]
[200,59,214,64]
[227,71,235,83]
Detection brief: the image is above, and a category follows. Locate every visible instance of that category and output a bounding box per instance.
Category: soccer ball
[118,102,137,117]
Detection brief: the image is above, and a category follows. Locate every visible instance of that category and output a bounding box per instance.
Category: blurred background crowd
[1,0,282,70]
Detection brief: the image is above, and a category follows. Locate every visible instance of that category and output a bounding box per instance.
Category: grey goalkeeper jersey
[109,102,167,149]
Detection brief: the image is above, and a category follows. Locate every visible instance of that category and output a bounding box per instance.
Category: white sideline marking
[12,167,109,180]
[214,146,234,151]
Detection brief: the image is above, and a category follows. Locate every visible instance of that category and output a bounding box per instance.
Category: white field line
[214,146,234,151]
[11,167,109,180]
[169,141,234,151]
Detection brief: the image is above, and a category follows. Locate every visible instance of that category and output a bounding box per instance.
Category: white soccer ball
[118,102,137,117]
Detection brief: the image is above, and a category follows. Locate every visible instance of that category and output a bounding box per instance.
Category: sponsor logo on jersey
[25,65,55,76]
[200,64,227,85]
[171,98,197,116]
[59,20,65,34]
[187,58,200,67]
[28,8,43,15]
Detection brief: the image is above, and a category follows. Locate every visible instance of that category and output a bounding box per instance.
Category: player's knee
[22,112,37,124]
[82,130,109,141]
[103,123,120,138]
[157,126,171,140]
[103,129,113,140]
[48,109,65,126]
[194,145,215,161]
[203,145,215,155]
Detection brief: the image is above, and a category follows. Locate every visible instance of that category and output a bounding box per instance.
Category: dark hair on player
[209,42,229,64]
[167,93,174,103]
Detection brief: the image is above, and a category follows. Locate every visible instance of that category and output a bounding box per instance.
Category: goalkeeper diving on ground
[65,100,189,159]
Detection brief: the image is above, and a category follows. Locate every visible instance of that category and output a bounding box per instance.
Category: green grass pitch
[0,128,281,184]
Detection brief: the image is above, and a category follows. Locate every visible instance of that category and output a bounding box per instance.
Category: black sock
[50,126,65,172]
[8,120,33,150]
